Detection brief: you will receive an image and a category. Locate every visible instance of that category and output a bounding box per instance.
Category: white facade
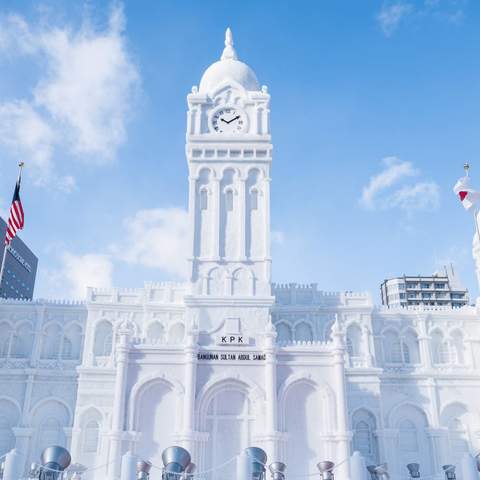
[1,29,480,480]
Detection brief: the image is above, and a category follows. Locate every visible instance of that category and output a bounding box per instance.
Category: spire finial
[464,163,470,177]
[221,27,238,61]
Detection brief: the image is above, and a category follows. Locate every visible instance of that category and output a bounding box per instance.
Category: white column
[108,325,131,480]
[263,321,278,460]
[350,451,368,480]
[182,326,198,454]
[362,325,373,367]
[187,175,197,260]
[461,453,479,480]
[238,177,246,260]
[465,336,476,369]
[212,178,220,260]
[375,429,398,475]
[417,316,433,369]
[331,319,351,480]
[426,428,447,480]
[12,427,32,475]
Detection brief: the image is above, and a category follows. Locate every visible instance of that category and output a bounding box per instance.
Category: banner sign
[197,351,266,361]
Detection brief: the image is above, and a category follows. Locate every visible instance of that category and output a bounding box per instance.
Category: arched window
[147,322,165,344]
[0,323,11,357]
[83,420,100,453]
[276,323,292,344]
[0,415,14,456]
[451,331,465,364]
[398,420,418,451]
[448,418,468,454]
[346,337,354,357]
[11,324,33,358]
[41,324,62,359]
[250,188,258,210]
[94,321,113,357]
[168,323,185,344]
[225,189,234,211]
[205,389,252,480]
[432,331,450,364]
[295,322,313,342]
[61,338,73,359]
[438,342,451,364]
[402,342,410,364]
[200,189,208,210]
[62,324,82,360]
[352,410,378,465]
[37,418,64,456]
[403,331,420,364]
[346,325,362,357]
[384,331,402,363]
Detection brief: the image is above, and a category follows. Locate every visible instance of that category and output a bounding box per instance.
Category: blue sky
[0,0,479,301]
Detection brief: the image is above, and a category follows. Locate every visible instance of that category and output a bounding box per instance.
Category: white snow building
[1,29,480,480]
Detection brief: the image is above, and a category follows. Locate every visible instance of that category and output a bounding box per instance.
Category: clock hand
[220,118,228,124]
[226,115,240,124]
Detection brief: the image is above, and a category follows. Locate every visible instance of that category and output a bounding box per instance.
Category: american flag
[4,173,24,246]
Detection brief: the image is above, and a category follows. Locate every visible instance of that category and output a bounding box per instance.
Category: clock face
[211,107,246,134]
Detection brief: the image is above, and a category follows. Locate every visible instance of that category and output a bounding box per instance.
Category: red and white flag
[453,176,480,211]
[4,172,24,246]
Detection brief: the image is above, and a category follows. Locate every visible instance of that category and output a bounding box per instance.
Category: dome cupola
[199,28,260,93]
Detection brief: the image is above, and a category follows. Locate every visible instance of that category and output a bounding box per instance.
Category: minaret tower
[185,28,273,302]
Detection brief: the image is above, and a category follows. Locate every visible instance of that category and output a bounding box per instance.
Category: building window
[200,189,208,210]
[83,420,100,453]
[421,283,431,289]
[250,188,258,210]
[225,190,234,211]
[435,283,446,289]
[398,420,418,452]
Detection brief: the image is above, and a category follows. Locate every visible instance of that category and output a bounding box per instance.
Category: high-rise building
[380,265,469,308]
[0,217,38,300]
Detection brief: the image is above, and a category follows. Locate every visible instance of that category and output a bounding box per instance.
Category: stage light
[39,446,71,480]
[182,462,196,480]
[136,460,152,480]
[269,462,286,480]
[367,465,378,479]
[374,464,390,480]
[162,446,192,480]
[442,465,456,480]
[316,461,335,480]
[406,463,420,478]
[245,447,267,480]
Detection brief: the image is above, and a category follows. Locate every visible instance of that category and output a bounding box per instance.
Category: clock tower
[185,28,273,304]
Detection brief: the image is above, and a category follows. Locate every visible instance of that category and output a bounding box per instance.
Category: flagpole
[0,162,25,298]
[464,163,480,241]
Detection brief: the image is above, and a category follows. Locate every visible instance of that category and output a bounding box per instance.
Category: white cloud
[361,157,417,208]
[0,4,140,189]
[377,2,414,36]
[360,156,439,213]
[376,0,467,36]
[386,181,439,210]
[60,252,113,298]
[113,207,190,279]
